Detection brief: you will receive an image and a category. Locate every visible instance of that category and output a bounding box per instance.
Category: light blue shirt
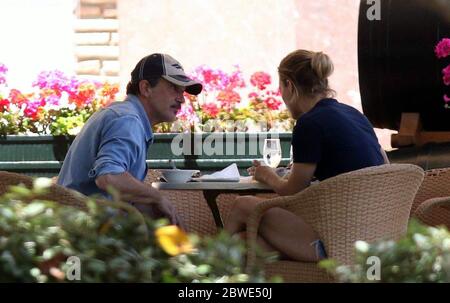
[57,94,153,197]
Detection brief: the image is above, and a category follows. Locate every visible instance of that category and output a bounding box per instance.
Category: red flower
[201,103,220,118]
[270,89,281,96]
[250,72,272,90]
[436,39,450,108]
[443,65,450,86]
[217,90,241,108]
[24,102,43,120]
[264,97,282,110]
[69,82,96,108]
[0,98,10,112]
[435,38,450,59]
[98,82,119,107]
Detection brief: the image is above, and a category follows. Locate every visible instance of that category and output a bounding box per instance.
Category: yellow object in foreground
[155,225,195,256]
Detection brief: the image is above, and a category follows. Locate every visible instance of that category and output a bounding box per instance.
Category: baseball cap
[130,53,203,95]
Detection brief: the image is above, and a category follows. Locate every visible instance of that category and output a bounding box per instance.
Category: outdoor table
[152,178,273,228]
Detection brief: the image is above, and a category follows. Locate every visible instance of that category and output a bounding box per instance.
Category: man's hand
[96,172,185,229]
[152,196,185,228]
[122,194,185,229]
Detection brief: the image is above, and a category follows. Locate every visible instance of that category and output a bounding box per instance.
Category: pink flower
[201,103,220,118]
[33,70,80,96]
[250,72,271,90]
[248,92,259,99]
[444,95,450,103]
[177,103,199,125]
[435,38,450,59]
[217,90,241,108]
[43,94,60,106]
[0,63,7,74]
[189,65,246,92]
[270,89,281,96]
[264,97,282,110]
[227,67,246,90]
[24,101,42,120]
[443,64,450,86]
[0,63,7,85]
[189,66,225,92]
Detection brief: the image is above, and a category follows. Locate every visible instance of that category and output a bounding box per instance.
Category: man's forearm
[95,172,162,203]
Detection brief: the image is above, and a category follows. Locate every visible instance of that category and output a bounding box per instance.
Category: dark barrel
[358,0,450,131]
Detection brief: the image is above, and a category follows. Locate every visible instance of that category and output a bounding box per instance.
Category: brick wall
[74,0,119,83]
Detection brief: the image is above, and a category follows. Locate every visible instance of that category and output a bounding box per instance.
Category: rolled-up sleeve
[88,115,144,179]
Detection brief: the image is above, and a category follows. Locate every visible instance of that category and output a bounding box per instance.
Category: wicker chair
[0,171,88,210]
[410,168,450,229]
[245,164,424,282]
[145,169,240,236]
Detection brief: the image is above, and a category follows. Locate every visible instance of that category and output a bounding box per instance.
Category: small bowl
[159,169,200,183]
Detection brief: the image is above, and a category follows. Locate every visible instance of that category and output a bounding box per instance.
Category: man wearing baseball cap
[58,53,202,226]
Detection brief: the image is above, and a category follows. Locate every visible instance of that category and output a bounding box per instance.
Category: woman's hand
[247,160,278,184]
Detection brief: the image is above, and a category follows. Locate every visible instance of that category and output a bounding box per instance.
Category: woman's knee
[233,196,261,217]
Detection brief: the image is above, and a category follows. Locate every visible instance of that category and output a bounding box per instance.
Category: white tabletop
[152,177,272,191]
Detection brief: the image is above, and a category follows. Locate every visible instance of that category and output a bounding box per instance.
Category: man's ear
[139,80,152,98]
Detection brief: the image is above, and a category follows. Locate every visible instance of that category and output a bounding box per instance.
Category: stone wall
[74,0,119,83]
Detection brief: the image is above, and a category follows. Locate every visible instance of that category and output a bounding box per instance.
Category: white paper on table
[195,163,241,182]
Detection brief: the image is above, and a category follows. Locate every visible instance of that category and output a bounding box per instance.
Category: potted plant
[0,64,294,176]
[320,220,450,283]
[149,66,294,173]
[435,38,450,107]
[0,179,271,282]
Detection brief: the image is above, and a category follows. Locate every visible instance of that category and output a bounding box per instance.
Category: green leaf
[21,203,46,218]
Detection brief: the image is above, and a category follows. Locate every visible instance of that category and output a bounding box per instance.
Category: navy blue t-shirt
[292,98,384,181]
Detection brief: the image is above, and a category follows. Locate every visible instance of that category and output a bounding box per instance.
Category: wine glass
[263,139,282,168]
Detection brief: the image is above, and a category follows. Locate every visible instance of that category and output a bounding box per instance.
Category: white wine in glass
[263,139,282,168]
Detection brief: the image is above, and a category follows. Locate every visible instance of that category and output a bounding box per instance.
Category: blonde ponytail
[311,52,334,80]
[278,49,336,98]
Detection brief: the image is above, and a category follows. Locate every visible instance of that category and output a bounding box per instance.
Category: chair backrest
[145,169,219,235]
[0,171,88,210]
[287,164,424,265]
[411,167,450,227]
[145,169,248,236]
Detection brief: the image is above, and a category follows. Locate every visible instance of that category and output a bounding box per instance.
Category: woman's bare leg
[235,231,279,254]
[257,207,319,262]
[225,195,320,262]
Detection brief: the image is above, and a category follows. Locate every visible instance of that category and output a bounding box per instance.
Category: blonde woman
[225,50,388,262]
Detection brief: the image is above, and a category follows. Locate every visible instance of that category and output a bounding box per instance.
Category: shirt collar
[125,94,153,142]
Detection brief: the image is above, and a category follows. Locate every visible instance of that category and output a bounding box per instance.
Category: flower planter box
[0,133,293,177]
